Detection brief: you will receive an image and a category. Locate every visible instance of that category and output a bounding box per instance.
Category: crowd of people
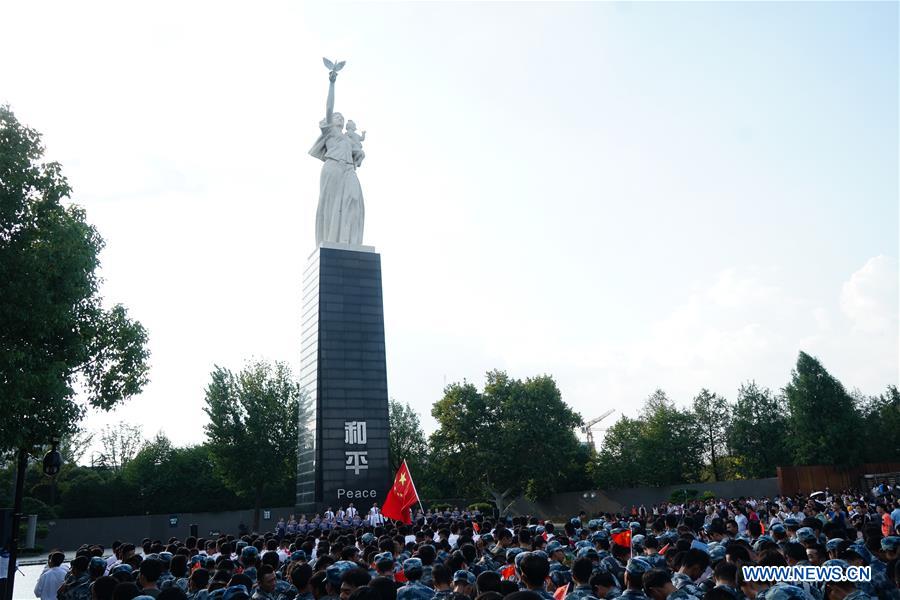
[32,487,900,600]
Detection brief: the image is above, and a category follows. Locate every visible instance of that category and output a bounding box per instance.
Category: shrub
[668,489,699,503]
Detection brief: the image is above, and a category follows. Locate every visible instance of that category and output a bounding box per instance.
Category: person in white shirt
[34,552,68,600]
[734,508,749,534]
[346,503,358,519]
[368,503,384,526]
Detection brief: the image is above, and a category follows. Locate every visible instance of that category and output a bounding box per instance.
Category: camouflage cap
[402,558,423,576]
[361,533,375,545]
[480,533,495,545]
[514,551,530,568]
[326,560,358,586]
[290,550,307,562]
[709,545,726,562]
[111,564,133,575]
[453,570,476,584]
[881,536,900,552]
[753,536,775,552]
[632,534,646,548]
[576,547,599,561]
[770,524,786,535]
[825,539,844,552]
[550,569,572,587]
[88,556,106,569]
[758,583,809,600]
[850,543,873,565]
[625,557,651,576]
[546,541,565,555]
[592,531,609,542]
[222,585,250,600]
[783,518,800,528]
[795,527,816,543]
[506,547,525,561]
[823,559,849,570]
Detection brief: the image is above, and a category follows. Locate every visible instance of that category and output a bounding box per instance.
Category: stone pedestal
[296,243,391,513]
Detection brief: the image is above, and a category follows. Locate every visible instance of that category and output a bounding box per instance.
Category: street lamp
[43,442,62,476]
[5,442,64,600]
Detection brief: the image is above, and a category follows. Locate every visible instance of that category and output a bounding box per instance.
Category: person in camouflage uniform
[397,558,435,600]
[519,552,554,600]
[136,557,164,599]
[157,552,176,591]
[669,548,707,600]
[186,568,211,600]
[253,566,279,600]
[430,564,454,600]
[452,570,476,597]
[58,556,92,600]
[642,568,675,600]
[284,563,313,600]
[566,558,599,600]
[618,558,651,600]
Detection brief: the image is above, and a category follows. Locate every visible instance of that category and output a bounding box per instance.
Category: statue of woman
[309,65,365,246]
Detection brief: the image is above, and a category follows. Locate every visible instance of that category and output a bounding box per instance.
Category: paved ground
[10,563,44,600]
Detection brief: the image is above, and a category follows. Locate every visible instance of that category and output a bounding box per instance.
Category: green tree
[203,360,309,531]
[855,386,900,462]
[784,351,862,466]
[0,104,150,455]
[692,389,730,481]
[430,370,586,510]
[593,390,703,488]
[638,390,705,485]
[593,416,645,488]
[97,422,144,471]
[727,381,791,478]
[388,400,429,473]
[123,435,243,514]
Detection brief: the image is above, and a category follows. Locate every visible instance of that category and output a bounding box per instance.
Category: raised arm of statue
[325,71,337,126]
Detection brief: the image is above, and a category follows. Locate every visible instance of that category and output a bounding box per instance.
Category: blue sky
[1,1,896,450]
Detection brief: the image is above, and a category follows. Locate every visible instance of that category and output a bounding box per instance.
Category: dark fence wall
[777,463,900,496]
[509,478,779,519]
[42,507,296,551]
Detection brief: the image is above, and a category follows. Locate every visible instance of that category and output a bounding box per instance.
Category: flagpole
[403,459,426,516]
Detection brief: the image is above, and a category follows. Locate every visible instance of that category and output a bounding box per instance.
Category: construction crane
[580,409,615,449]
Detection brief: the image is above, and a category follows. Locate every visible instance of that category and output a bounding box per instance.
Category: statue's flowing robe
[309,123,365,246]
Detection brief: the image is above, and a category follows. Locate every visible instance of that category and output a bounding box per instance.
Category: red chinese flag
[381,460,420,524]
[611,530,632,548]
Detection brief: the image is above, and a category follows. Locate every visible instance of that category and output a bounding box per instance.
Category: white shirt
[34,565,68,600]
[735,514,749,534]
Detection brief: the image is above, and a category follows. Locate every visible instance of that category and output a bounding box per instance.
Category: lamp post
[5,442,62,600]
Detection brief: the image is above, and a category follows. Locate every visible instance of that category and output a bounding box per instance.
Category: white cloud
[840,255,899,334]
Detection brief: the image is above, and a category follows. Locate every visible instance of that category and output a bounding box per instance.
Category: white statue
[345,120,366,168]
[309,58,365,246]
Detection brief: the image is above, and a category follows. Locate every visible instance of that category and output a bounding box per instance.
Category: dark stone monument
[296,243,391,513]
